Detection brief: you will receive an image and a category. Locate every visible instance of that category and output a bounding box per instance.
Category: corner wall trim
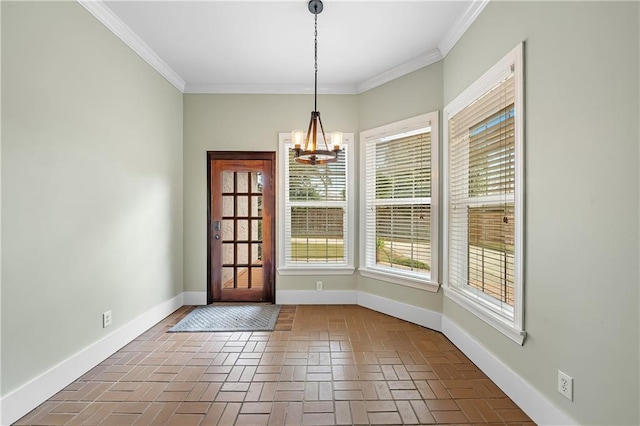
[355,49,443,94]
[441,316,577,426]
[0,293,184,426]
[438,0,490,57]
[276,290,357,305]
[357,291,442,332]
[77,0,185,92]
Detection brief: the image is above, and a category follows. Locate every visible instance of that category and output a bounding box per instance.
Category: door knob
[215,234,220,240]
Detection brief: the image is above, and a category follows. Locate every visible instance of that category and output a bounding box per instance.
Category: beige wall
[443,2,639,424]
[357,63,444,311]
[183,65,445,304]
[1,1,183,395]
[358,62,443,131]
[183,94,359,293]
[2,1,639,424]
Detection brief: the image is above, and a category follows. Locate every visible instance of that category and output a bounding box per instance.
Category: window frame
[359,112,439,292]
[277,132,355,275]
[443,43,526,344]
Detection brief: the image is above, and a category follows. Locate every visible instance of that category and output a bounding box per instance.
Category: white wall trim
[356,49,443,94]
[183,291,207,306]
[444,288,526,345]
[359,268,440,292]
[442,316,577,426]
[0,293,184,426]
[77,1,486,96]
[357,291,442,332]
[2,289,575,426]
[438,0,490,57]
[185,83,358,95]
[187,48,442,94]
[276,290,357,305]
[77,0,186,92]
[76,0,489,96]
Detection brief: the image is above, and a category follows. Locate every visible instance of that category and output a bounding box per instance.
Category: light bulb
[292,130,304,149]
[331,132,343,151]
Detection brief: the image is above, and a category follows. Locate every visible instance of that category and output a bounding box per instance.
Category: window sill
[277,266,356,276]
[444,286,526,345]
[359,268,440,293]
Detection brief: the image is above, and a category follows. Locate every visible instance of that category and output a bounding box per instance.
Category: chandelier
[292,0,342,165]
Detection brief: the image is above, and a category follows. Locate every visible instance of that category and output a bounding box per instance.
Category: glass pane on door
[237,172,249,193]
[250,267,263,289]
[219,170,265,290]
[251,172,263,193]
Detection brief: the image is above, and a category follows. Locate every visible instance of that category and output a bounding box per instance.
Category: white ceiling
[82,0,487,94]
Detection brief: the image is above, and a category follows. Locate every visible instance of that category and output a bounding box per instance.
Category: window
[278,133,355,274]
[443,43,525,344]
[360,113,439,290]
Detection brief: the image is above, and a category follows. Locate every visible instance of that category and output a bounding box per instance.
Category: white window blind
[449,76,515,315]
[444,43,524,343]
[362,113,438,286]
[282,141,350,267]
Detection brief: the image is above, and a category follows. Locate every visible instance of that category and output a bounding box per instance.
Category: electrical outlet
[316,281,323,291]
[102,311,112,328]
[558,370,573,401]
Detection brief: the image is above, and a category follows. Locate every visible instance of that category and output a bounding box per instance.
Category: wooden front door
[208,152,275,303]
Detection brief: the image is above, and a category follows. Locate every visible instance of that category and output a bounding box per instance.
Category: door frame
[206,151,276,304]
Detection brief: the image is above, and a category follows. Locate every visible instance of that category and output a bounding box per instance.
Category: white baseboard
[276,290,357,305]
[183,291,207,305]
[0,293,184,426]
[441,316,577,426]
[1,289,574,426]
[357,292,442,332]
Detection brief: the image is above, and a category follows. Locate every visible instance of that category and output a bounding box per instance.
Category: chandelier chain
[314,11,318,112]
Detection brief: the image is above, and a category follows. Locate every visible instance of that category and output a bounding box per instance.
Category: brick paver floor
[15,304,534,425]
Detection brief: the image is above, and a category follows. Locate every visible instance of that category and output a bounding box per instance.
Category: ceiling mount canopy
[292,0,342,165]
[308,0,323,14]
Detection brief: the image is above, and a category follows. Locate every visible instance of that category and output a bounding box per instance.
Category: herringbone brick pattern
[15,305,534,425]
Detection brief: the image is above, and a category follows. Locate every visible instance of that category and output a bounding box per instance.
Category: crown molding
[79,0,487,95]
[438,0,490,57]
[356,48,443,94]
[77,0,186,93]
[184,82,358,95]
